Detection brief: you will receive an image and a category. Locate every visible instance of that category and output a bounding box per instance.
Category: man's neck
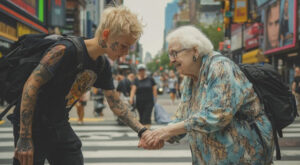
[84,37,105,61]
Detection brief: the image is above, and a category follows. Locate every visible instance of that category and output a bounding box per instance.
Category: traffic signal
[223,0,230,27]
[217,27,222,32]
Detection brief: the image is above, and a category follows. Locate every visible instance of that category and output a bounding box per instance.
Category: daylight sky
[123,0,172,57]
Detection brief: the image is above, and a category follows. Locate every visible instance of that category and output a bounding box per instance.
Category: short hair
[95,6,143,40]
[166,25,213,55]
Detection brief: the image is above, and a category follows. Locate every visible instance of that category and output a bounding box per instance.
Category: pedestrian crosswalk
[0,120,300,164]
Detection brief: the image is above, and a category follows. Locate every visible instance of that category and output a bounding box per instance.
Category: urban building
[221,0,299,84]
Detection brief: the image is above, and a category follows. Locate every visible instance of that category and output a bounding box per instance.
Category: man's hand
[14,137,34,165]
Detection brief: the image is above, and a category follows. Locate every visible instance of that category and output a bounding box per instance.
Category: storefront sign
[17,22,38,37]
[231,24,242,51]
[233,0,248,23]
[262,0,297,55]
[0,21,17,41]
[242,49,268,64]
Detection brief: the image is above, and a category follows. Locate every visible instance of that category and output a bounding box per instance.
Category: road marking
[69,117,105,122]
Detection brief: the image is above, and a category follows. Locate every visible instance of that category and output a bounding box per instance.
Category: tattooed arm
[14,45,66,165]
[104,90,144,133]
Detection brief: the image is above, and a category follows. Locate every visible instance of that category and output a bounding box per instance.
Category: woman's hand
[143,127,172,148]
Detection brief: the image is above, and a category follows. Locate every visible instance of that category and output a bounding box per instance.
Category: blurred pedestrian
[92,87,105,117]
[75,92,89,125]
[292,66,300,114]
[168,70,177,104]
[12,6,151,165]
[140,25,274,165]
[130,64,157,129]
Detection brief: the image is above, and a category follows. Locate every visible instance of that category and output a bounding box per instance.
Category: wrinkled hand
[138,130,164,150]
[143,128,171,148]
[14,137,34,165]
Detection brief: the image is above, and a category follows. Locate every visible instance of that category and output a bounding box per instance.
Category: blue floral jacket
[171,52,274,164]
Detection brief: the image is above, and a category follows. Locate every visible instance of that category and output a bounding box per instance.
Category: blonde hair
[95,6,143,40]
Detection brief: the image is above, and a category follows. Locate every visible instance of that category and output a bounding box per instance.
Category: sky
[123,0,172,57]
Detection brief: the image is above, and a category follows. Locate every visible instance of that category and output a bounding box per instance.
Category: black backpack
[209,55,298,160]
[0,34,105,120]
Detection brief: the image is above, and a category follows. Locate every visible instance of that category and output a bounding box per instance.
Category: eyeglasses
[168,48,191,59]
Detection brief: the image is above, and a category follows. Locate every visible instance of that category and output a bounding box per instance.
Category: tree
[196,23,224,50]
[146,51,174,73]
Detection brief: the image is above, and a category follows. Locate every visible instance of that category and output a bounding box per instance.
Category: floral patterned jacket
[171,52,274,165]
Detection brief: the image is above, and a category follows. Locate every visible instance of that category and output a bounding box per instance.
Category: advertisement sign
[244,23,262,50]
[256,0,270,7]
[7,0,44,22]
[262,0,297,55]
[231,24,242,51]
[48,0,66,27]
[0,14,17,41]
[8,0,37,17]
[233,0,248,23]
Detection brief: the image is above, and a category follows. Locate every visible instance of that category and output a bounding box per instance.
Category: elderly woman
[140,26,274,164]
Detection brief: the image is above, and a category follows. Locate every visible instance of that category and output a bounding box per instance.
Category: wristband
[138,127,148,138]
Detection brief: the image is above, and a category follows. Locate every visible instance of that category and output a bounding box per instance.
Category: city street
[0,94,300,164]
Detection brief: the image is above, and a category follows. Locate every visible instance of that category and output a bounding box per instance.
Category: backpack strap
[63,36,84,71]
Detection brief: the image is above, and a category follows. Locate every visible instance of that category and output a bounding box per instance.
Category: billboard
[231,24,243,51]
[262,0,297,55]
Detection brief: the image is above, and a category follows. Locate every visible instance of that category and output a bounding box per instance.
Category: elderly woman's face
[168,42,194,75]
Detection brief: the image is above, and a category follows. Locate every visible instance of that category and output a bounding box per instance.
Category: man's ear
[102,29,110,40]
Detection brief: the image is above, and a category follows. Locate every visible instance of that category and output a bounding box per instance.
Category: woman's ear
[193,46,200,58]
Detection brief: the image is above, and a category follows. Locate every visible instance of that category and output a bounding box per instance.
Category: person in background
[292,66,300,114]
[91,87,106,117]
[140,25,274,164]
[130,64,157,129]
[168,70,177,104]
[75,92,89,125]
[117,72,133,98]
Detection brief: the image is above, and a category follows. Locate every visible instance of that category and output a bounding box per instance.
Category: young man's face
[267,4,280,48]
[106,34,136,61]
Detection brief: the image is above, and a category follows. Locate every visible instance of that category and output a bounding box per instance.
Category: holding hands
[138,122,186,150]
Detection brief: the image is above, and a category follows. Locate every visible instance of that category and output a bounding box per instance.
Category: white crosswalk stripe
[0,121,300,164]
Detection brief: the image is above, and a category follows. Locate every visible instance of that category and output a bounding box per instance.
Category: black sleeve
[150,77,156,86]
[133,78,139,86]
[93,57,115,90]
[116,81,123,92]
[42,40,74,76]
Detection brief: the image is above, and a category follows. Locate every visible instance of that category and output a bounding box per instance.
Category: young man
[12,6,154,165]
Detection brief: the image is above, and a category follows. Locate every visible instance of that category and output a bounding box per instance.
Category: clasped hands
[138,128,172,150]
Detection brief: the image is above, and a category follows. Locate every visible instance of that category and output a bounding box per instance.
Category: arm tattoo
[99,40,107,48]
[40,45,66,68]
[104,90,143,132]
[16,137,32,152]
[19,50,56,138]
[110,42,119,51]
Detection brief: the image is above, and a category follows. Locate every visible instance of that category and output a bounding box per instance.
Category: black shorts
[78,101,87,106]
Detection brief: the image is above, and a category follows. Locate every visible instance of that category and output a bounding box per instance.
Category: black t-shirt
[293,76,300,94]
[134,77,156,101]
[117,78,132,97]
[14,37,114,126]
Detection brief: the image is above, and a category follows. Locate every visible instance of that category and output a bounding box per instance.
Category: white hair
[166,25,213,55]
